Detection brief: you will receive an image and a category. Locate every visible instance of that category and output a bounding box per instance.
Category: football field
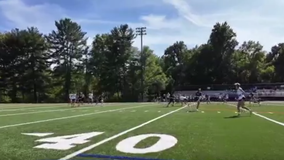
[0,102,284,160]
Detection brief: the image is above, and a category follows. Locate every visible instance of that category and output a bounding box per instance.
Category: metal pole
[136,27,146,101]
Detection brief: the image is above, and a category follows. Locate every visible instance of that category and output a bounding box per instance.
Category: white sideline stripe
[59,104,193,160]
[225,103,284,127]
[0,104,151,130]
[0,106,62,112]
[0,107,94,117]
[0,103,134,112]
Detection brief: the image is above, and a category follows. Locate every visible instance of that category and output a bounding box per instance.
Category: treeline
[0,18,283,103]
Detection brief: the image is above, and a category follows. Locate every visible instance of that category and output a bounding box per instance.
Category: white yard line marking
[225,103,284,127]
[0,107,93,117]
[144,110,148,112]
[217,111,221,113]
[59,104,193,160]
[0,104,151,130]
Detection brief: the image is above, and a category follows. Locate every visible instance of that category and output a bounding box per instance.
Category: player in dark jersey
[166,94,175,107]
[195,88,202,111]
[205,94,210,104]
[249,92,254,104]
[249,92,261,106]
[77,92,83,107]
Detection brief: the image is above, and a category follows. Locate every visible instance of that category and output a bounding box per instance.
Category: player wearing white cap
[234,83,252,116]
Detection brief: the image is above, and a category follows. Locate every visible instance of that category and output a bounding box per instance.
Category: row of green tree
[0,18,283,103]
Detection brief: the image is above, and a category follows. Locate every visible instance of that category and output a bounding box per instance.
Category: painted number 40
[23,132,178,154]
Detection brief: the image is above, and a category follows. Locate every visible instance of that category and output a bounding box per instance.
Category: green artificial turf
[0,102,283,160]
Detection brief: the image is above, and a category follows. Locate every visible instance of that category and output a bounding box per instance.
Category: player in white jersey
[223,94,228,103]
[219,93,223,102]
[234,83,252,116]
[69,93,76,107]
[166,93,170,102]
[179,95,187,105]
[89,93,93,104]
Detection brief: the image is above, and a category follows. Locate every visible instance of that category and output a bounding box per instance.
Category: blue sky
[0,0,284,56]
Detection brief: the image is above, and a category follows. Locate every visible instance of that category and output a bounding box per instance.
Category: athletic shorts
[71,99,76,103]
[78,97,83,102]
[237,96,245,101]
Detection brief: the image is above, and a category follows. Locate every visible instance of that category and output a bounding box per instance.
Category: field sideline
[0,102,284,160]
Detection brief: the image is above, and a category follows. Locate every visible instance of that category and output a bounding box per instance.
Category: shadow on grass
[186,110,197,113]
[224,115,240,119]
[224,114,251,119]
[162,104,186,108]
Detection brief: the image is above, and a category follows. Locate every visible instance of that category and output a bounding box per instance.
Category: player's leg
[257,98,261,106]
[166,100,171,107]
[77,97,81,107]
[166,98,173,107]
[184,99,187,106]
[68,98,71,106]
[240,98,252,115]
[101,98,104,106]
[71,99,75,107]
[196,97,201,111]
[237,100,241,116]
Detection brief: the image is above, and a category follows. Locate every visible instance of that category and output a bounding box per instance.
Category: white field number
[34,132,104,150]
[116,134,178,154]
[25,132,178,153]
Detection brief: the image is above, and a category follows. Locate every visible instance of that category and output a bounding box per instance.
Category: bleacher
[175,83,284,101]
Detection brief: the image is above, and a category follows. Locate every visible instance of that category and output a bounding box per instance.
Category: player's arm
[240,88,246,94]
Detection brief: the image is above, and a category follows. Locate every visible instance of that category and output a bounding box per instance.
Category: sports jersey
[225,94,228,99]
[195,91,202,97]
[69,94,76,100]
[179,95,187,101]
[89,94,93,99]
[236,87,245,100]
[167,93,170,98]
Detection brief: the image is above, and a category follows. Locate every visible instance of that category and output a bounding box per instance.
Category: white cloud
[1,0,284,56]
[131,0,284,54]
[0,0,66,33]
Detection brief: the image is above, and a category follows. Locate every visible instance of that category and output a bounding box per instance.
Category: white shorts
[237,96,245,101]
